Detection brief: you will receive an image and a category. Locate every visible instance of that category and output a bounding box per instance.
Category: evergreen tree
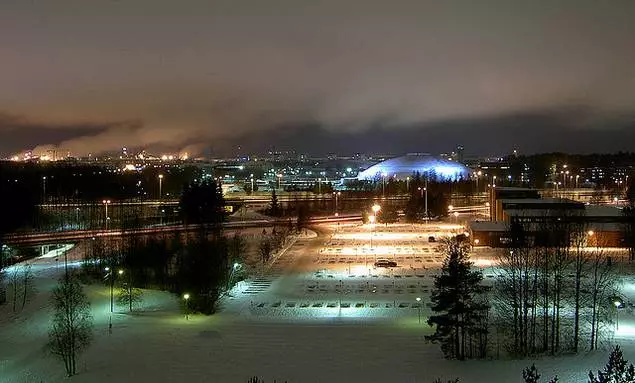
[522,364,559,383]
[296,205,311,233]
[404,193,423,223]
[268,189,282,217]
[174,235,229,314]
[426,238,489,360]
[377,205,399,224]
[589,346,635,383]
[48,274,93,376]
[179,179,226,231]
[523,364,541,383]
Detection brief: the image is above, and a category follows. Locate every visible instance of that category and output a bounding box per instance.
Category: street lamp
[369,214,376,248]
[250,174,254,194]
[42,176,47,203]
[614,300,622,330]
[102,199,111,230]
[476,170,482,192]
[416,297,422,324]
[227,262,241,291]
[158,174,164,200]
[105,267,124,315]
[333,191,341,216]
[406,176,410,192]
[453,211,459,224]
[183,293,191,320]
[277,173,282,190]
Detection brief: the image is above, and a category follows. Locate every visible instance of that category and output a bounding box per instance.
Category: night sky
[1,1,635,157]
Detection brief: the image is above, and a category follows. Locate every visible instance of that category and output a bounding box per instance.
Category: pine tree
[268,189,282,217]
[426,238,489,359]
[521,364,559,383]
[179,179,226,231]
[589,346,635,383]
[523,364,541,383]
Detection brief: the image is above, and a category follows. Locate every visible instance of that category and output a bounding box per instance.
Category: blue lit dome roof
[357,153,469,181]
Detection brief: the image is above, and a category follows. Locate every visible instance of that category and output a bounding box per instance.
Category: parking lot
[227,222,466,318]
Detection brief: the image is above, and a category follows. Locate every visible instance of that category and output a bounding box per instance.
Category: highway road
[1,215,363,246]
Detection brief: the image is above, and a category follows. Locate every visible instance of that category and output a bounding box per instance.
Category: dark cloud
[1,1,634,156]
[218,109,635,156]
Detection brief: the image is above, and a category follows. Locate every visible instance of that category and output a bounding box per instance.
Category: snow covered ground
[2,224,635,382]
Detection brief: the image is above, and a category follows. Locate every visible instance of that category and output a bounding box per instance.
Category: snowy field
[2,223,635,382]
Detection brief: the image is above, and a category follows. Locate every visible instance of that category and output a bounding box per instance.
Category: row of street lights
[100,174,165,230]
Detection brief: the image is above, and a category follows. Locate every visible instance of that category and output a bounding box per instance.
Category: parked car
[374,259,397,268]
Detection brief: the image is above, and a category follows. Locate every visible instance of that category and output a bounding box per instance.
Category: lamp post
[416,297,422,324]
[250,174,254,194]
[372,204,381,221]
[105,267,123,331]
[318,178,322,194]
[369,215,376,250]
[454,211,459,224]
[183,293,190,320]
[102,199,111,230]
[406,176,410,193]
[277,173,282,190]
[333,191,341,216]
[476,170,482,193]
[418,181,429,221]
[42,176,47,203]
[158,174,164,200]
[227,262,240,292]
[614,300,622,330]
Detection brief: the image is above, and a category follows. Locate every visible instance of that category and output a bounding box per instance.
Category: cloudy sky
[1,0,634,157]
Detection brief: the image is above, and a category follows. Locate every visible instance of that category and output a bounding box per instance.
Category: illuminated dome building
[357,153,469,182]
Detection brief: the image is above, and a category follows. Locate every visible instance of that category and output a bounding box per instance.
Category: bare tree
[586,235,618,351]
[48,274,93,377]
[495,219,542,356]
[10,265,20,312]
[117,283,143,312]
[228,232,248,264]
[570,222,589,353]
[259,238,273,265]
[20,263,35,310]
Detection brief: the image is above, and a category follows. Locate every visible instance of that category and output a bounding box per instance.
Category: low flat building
[473,188,627,247]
